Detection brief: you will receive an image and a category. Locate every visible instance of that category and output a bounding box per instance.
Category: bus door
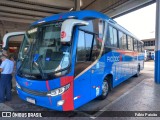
[74,30,93,103]
[74,29,103,101]
[90,36,104,99]
[61,18,104,105]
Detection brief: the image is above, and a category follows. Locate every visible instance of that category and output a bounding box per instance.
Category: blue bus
[3,10,144,111]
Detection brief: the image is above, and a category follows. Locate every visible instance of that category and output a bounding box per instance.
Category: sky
[114,3,156,40]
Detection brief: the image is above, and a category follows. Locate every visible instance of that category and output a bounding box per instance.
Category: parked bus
[3,10,144,111]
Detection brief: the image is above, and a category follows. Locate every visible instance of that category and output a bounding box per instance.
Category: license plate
[26,97,35,104]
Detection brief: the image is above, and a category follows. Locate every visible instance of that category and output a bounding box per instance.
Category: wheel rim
[102,81,109,96]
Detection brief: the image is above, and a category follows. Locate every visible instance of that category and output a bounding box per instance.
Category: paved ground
[0,60,159,120]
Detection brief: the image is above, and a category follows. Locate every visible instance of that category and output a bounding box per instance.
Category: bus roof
[31,10,143,43]
[31,10,110,26]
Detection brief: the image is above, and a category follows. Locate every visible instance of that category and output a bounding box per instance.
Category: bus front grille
[21,87,47,96]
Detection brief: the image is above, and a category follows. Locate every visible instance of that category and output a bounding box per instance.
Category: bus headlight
[47,84,70,96]
[16,82,21,89]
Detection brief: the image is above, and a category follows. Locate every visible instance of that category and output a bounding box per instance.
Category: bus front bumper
[16,88,64,111]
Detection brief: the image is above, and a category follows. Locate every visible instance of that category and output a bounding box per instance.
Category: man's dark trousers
[0,74,12,103]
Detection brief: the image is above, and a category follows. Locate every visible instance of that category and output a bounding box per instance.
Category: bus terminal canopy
[0,0,155,24]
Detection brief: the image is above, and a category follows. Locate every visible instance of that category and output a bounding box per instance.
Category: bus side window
[76,30,85,61]
[75,30,93,76]
[106,26,118,47]
[138,41,143,52]
[112,28,118,47]
[134,39,137,51]
[127,36,133,50]
[107,26,112,46]
[85,33,94,61]
[140,43,144,52]
[91,35,102,61]
[137,41,141,52]
[119,31,127,49]
[76,31,93,62]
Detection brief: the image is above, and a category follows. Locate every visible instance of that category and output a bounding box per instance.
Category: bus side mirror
[2,32,25,50]
[61,19,89,42]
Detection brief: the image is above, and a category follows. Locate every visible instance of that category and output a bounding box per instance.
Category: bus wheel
[135,65,140,77]
[98,78,109,100]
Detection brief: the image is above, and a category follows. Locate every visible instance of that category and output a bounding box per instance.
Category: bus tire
[98,78,110,100]
[135,65,140,77]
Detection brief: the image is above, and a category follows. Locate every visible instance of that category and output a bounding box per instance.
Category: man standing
[0,55,14,103]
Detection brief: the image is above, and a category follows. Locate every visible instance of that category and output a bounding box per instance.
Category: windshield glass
[18,21,71,80]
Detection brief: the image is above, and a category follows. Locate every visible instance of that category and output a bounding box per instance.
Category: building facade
[142,38,155,51]
[141,38,155,60]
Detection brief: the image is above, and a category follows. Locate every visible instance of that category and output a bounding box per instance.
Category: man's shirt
[0,59,14,74]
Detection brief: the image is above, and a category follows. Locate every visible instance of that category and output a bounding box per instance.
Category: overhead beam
[0,12,41,21]
[0,6,53,17]
[81,0,96,9]
[9,0,74,9]
[83,0,128,12]
[105,0,156,18]
[0,16,34,23]
[0,0,66,13]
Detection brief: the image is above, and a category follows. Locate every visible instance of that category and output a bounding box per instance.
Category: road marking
[89,78,148,119]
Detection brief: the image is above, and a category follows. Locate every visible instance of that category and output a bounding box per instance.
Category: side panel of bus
[105,24,144,88]
[73,20,144,109]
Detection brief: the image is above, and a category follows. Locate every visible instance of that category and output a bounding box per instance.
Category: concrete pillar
[155,0,160,83]
[74,0,80,11]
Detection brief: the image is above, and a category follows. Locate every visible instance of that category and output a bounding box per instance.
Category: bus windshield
[18,21,71,80]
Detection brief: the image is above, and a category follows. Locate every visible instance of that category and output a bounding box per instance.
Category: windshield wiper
[33,54,47,79]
